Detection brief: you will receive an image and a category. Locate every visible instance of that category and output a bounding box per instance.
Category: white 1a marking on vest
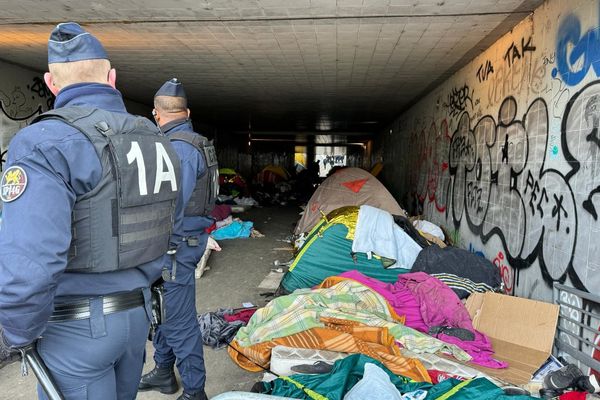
[154,142,178,193]
[126,141,148,195]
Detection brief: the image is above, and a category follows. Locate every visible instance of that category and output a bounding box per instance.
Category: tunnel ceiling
[0,0,542,133]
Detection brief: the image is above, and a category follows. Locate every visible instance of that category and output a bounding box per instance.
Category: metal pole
[21,344,64,400]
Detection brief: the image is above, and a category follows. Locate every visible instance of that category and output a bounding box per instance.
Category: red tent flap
[342,178,368,193]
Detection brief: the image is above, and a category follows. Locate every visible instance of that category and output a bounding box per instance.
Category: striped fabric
[228,317,431,382]
[231,280,471,377]
[430,273,495,295]
[235,280,404,347]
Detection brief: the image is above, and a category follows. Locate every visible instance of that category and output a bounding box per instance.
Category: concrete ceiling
[0,0,543,133]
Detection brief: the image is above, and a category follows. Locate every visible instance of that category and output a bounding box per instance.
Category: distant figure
[295,161,320,201]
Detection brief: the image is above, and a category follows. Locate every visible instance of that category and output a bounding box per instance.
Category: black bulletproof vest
[169,131,219,216]
[33,107,181,273]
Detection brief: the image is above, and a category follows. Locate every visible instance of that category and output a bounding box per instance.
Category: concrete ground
[0,205,300,399]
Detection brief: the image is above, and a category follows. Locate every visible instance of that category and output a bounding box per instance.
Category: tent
[295,167,405,235]
[219,168,248,197]
[282,207,410,293]
[256,165,290,186]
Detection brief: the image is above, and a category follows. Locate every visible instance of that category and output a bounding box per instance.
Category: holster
[148,282,166,341]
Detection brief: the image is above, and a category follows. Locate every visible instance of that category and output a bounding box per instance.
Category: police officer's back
[0,23,180,400]
[138,79,217,400]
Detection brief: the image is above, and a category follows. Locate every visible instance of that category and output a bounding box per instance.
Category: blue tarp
[212,220,254,240]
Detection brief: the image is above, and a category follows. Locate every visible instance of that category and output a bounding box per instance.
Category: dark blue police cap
[48,22,108,64]
[155,78,187,99]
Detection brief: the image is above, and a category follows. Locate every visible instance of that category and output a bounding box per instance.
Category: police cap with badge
[155,78,187,99]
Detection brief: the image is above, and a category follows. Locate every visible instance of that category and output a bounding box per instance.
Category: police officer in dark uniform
[0,23,181,399]
[138,79,217,400]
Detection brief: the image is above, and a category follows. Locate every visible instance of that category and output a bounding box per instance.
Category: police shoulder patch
[1,166,28,202]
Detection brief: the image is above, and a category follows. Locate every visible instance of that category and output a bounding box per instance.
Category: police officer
[138,79,217,400]
[0,23,181,399]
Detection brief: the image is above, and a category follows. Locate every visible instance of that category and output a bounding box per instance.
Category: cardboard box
[463,292,560,385]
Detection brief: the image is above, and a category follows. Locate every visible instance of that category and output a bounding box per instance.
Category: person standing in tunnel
[138,78,218,400]
[0,22,181,399]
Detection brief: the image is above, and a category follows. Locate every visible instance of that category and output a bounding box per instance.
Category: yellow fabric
[219,168,237,175]
[435,379,473,400]
[322,206,359,240]
[263,165,290,179]
[290,206,358,271]
[281,376,330,400]
[370,162,383,177]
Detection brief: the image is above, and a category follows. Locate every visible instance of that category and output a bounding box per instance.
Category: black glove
[0,326,21,369]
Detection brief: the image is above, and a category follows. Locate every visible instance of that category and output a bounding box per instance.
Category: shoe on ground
[177,390,208,400]
[544,364,584,391]
[138,365,179,394]
[290,361,334,374]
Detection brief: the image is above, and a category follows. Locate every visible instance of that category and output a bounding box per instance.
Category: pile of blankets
[227,271,534,399]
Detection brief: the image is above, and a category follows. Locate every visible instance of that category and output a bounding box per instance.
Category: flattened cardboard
[464,292,559,385]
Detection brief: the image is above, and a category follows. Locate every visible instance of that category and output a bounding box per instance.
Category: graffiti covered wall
[379,0,600,305]
[0,61,54,173]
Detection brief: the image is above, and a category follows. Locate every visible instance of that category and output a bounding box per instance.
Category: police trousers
[37,292,151,400]
[153,243,206,393]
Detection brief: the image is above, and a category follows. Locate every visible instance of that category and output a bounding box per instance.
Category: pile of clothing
[225,271,541,399]
[197,307,257,349]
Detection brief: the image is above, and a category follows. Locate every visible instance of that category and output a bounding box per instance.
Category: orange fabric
[228,317,431,383]
[318,276,406,325]
[341,178,368,193]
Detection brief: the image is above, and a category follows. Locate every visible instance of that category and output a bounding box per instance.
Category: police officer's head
[44,22,116,96]
[153,78,190,127]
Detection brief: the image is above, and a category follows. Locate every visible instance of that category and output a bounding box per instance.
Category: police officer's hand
[0,326,21,369]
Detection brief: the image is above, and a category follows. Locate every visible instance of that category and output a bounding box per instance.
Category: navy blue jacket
[162,118,214,247]
[0,83,165,347]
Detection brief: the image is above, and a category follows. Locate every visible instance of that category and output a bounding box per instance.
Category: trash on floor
[258,270,286,291]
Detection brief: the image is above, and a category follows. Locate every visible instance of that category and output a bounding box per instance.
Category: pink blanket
[338,270,507,369]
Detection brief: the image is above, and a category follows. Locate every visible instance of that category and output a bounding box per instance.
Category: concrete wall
[379,0,599,301]
[377,0,600,371]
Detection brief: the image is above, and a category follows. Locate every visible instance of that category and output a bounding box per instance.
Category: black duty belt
[49,289,145,323]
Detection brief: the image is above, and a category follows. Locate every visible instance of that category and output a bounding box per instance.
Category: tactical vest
[169,131,219,216]
[33,107,181,273]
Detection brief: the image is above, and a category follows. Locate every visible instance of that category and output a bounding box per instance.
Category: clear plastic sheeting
[211,392,297,400]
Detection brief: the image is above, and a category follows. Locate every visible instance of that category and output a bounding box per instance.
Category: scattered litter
[230,205,246,213]
[273,259,292,267]
[251,229,265,238]
[259,270,286,290]
[207,236,222,251]
[196,238,220,279]
[272,247,293,251]
[271,268,283,273]
[242,302,255,308]
[234,196,259,207]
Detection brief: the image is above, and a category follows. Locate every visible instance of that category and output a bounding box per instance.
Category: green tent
[282,207,410,293]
